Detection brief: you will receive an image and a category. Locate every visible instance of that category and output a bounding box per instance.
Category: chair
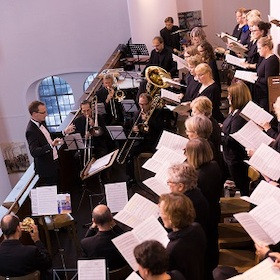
[133,153,154,183]
[248,166,260,193]
[218,223,252,249]
[218,249,257,273]
[0,271,40,280]
[109,265,132,280]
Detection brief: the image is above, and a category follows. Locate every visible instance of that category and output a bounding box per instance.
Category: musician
[143,36,177,77]
[160,17,180,54]
[232,7,247,40]
[72,100,108,158]
[95,74,124,125]
[131,93,164,156]
[25,101,75,187]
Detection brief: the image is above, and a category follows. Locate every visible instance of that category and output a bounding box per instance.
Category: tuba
[116,95,161,164]
[145,66,171,97]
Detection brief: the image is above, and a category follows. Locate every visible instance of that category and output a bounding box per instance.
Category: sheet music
[105,182,128,213]
[31,186,58,216]
[165,104,190,115]
[235,70,258,84]
[161,77,186,87]
[30,189,38,215]
[113,193,158,228]
[57,193,72,214]
[248,143,280,181]
[225,54,246,68]
[78,259,106,280]
[113,216,169,271]
[88,151,115,174]
[142,146,186,173]
[172,54,188,70]
[126,272,142,280]
[156,130,188,152]
[231,120,273,150]
[241,101,273,126]
[228,258,280,280]
[161,88,181,103]
[219,32,238,42]
[241,180,280,205]
[143,177,170,196]
[250,198,280,244]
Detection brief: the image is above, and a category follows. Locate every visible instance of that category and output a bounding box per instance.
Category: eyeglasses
[37,111,47,114]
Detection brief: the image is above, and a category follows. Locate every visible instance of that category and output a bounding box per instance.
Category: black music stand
[64,133,84,151]
[121,100,138,114]
[129,44,149,71]
[106,126,127,141]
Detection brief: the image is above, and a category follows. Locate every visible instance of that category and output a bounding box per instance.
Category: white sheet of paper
[31,186,58,216]
[225,54,246,68]
[235,70,258,84]
[172,54,188,70]
[105,182,128,213]
[88,151,114,174]
[113,193,158,228]
[241,180,280,205]
[241,101,273,126]
[78,259,106,280]
[156,130,188,152]
[248,143,280,181]
[143,177,170,196]
[161,88,181,103]
[230,120,273,150]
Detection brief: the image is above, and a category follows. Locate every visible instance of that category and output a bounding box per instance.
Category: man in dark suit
[160,17,180,54]
[0,213,52,277]
[81,204,127,271]
[25,100,75,186]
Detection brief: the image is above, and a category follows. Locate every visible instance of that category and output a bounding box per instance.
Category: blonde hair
[258,35,274,50]
[191,96,213,118]
[228,81,252,111]
[185,45,200,57]
[195,63,213,79]
[185,115,213,139]
[187,54,203,67]
[159,193,195,228]
[185,138,213,169]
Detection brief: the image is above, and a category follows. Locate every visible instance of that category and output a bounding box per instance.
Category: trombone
[116,95,161,164]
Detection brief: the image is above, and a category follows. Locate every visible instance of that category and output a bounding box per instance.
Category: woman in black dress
[222,81,252,196]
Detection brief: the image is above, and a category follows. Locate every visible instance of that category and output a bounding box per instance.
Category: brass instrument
[90,96,103,137]
[145,66,171,97]
[114,89,126,102]
[21,217,35,232]
[116,95,161,164]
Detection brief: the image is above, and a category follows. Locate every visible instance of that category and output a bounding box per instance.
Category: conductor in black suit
[0,214,52,278]
[160,17,180,54]
[25,101,75,187]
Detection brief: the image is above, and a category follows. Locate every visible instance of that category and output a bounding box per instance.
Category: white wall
[0,0,131,192]
[270,0,280,57]
[127,0,178,53]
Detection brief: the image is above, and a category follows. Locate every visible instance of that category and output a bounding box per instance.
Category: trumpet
[116,95,161,164]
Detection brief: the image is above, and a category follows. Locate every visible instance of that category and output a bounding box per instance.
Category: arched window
[83,73,98,92]
[38,76,75,132]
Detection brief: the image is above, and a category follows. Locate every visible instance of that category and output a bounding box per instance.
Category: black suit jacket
[160,26,180,51]
[0,240,51,277]
[25,120,62,178]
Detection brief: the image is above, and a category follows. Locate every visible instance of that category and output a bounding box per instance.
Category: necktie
[39,125,58,160]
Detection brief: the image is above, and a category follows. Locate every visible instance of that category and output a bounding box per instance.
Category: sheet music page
[220,32,238,42]
[242,257,280,279]
[156,130,188,152]
[241,101,274,125]
[31,189,38,216]
[112,231,140,271]
[57,193,72,214]
[134,216,169,247]
[113,193,158,228]
[225,54,246,68]
[32,186,58,216]
[161,89,181,103]
[78,259,106,280]
[248,143,280,181]
[161,77,183,87]
[241,180,280,205]
[234,70,258,84]
[230,120,273,150]
[105,182,128,213]
[172,54,188,70]
[154,163,171,184]
[88,151,115,174]
[143,177,170,196]
[126,272,142,280]
[250,198,280,244]
[234,212,273,245]
[142,158,162,173]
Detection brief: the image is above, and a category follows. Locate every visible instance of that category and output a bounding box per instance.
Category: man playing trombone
[96,74,124,125]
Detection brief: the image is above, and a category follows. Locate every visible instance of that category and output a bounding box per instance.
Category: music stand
[121,99,138,114]
[106,126,127,141]
[129,44,149,71]
[64,133,84,151]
